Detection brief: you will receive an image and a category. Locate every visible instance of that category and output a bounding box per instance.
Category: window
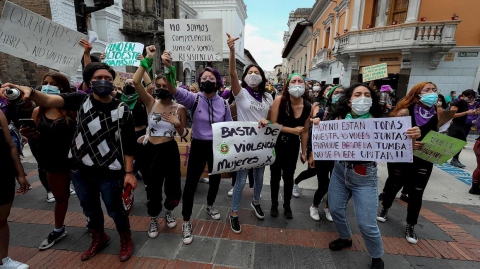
[304,54,307,73]
[388,0,409,25]
[313,38,318,55]
[325,28,330,49]
[155,0,162,18]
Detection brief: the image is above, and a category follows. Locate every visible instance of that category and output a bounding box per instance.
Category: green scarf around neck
[345,112,371,120]
[121,92,139,109]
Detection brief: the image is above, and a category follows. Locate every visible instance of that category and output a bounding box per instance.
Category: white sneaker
[228,188,234,197]
[69,188,76,196]
[165,211,177,228]
[148,217,159,238]
[324,208,333,222]
[199,177,209,184]
[0,257,29,269]
[46,192,55,203]
[310,206,320,221]
[206,205,221,220]
[293,184,300,198]
[182,221,193,245]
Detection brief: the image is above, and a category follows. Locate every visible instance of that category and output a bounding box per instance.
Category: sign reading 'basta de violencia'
[0,1,87,74]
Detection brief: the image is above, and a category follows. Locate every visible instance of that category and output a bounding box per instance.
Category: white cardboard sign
[164,19,223,62]
[211,122,282,174]
[312,117,413,163]
[0,1,87,74]
[103,42,144,67]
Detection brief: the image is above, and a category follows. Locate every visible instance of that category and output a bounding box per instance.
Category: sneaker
[405,224,418,244]
[284,205,293,219]
[199,177,209,184]
[38,227,67,250]
[228,188,234,197]
[270,204,279,217]
[310,206,320,221]
[399,194,409,203]
[206,205,221,220]
[324,208,333,222]
[69,188,76,196]
[148,217,159,238]
[229,215,241,233]
[251,202,265,219]
[329,238,353,251]
[46,192,55,203]
[450,158,466,168]
[165,211,177,228]
[377,208,388,223]
[182,221,193,245]
[378,192,384,201]
[371,258,385,269]
[292,184,300,198]
[0,257,29,269]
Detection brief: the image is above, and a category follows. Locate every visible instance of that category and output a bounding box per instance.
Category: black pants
[182,139,221,221]
[270,136,300,208]
[313,160,334,206]
[294,167,316,185]
[134,129,147,175]
[382,157,433,225]
[28,140,50,193]
[143,140,182,217]
[448,126,466,159]
[231,169,254,188]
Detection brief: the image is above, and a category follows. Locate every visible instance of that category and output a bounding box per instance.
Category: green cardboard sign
[413,131,467,164]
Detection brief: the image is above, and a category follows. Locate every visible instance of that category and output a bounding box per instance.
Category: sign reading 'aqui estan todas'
[362,63,388,82]
[312,117,413,163]
[0,1,87,74]
[103,42,144,67]
[413,131,467,165]
[164,19,223,62]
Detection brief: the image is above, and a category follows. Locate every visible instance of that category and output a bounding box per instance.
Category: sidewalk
[7,148,480,268]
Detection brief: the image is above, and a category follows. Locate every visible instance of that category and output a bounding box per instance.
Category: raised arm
[136,54,154,95]
[1,83,64,108]
[227,33,241,96]
[79,38,93,67]
[133,46,155,112]
[161,50,178,94]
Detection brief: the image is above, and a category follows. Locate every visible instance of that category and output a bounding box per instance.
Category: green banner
[413,131,467,164]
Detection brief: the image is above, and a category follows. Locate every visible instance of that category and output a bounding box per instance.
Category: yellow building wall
[363,0,375,29]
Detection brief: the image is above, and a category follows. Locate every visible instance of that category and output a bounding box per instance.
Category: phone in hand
[19,119,37,129]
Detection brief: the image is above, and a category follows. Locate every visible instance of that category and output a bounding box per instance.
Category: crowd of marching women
[1,34,480,269]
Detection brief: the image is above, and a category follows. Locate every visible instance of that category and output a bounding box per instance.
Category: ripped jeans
[382,157,433,225]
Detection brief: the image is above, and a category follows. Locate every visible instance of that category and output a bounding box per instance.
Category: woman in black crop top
[269,73,311,219]
[379,82,443,246]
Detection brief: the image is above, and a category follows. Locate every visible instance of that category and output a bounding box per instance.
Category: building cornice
[334,0,350,14]
[180,0,198,17]
[184,0,247,22]
[307,0,331,25]
[322,13,335,29]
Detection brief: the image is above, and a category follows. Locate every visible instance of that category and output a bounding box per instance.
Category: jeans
[382,158,433,225]
[231,167,265,213]
[231,169,254,188]
[72,169,130,233]
[328,161,383,259]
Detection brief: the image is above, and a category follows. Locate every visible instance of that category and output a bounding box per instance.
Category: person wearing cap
[379,85,393,116]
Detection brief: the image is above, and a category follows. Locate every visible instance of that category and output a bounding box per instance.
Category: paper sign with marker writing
[103,42,144,67]
[312,117,413,162]
[211,122,282,174]
[413,131,467,165]
[362,63,388,82]
[164,19,223,62]
[113,71,134,88]
[0,1,87,74]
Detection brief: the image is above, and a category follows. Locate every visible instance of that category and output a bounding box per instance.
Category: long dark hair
[333,83,382,119]
[197,67,223,92]
[241,64,267,98]
[318,84,333,103]
[437,94,448,109]
[280,75,310,118]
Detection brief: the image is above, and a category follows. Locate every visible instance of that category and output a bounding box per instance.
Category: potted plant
[452,13,459,20]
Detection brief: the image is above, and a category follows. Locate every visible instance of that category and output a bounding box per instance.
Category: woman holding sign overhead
[378,82,443,245]
[226,33,273,233]
[161,48,232,245]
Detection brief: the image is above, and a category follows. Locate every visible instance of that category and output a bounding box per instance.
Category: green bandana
[121,92,139,109]
[286,73,306,86]
[140,57,154,82]
[345,112,371,120]
[327,85,342,98]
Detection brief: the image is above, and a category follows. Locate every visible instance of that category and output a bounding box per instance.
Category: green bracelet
[140,57,154,71]
[268,120,272,124]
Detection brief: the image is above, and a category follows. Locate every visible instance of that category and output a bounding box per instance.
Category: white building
[180,0,198,85]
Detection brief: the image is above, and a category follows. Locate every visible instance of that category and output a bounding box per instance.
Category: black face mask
[200,81,216,94]
[91,80,114,98]
[123,84,136,95]
[153,88,171,99]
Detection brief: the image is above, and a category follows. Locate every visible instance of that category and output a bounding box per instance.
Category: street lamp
[74,0,114,35]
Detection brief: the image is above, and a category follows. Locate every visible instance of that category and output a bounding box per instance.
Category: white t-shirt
[235,87,273,122]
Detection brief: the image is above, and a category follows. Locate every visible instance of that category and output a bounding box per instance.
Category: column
[322,29,327,49]
[333,15,339,44]
[405,0,422,23]
[344,2,350,31]
[350,0,365,31]
[329,22,334,48]
[376,0,388,27]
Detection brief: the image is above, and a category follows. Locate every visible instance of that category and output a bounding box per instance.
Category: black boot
[371,258,384,269]
[469,183,480,195]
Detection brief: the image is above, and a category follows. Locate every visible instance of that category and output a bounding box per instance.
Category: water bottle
[3,87,35,111]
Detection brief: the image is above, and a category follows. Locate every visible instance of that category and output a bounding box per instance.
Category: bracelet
[146,82,152,87]
[125,171,134,174]
[30,87,36,96]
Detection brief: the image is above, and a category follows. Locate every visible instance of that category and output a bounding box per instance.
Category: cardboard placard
[164,19,223,62]
[438,110,456,127]
[211,122,282,174]
[413,131,467,165]
[362,63,388,82]
[113,71,134,88]
[312,117,413,162]
[103,42,144,67]
[0,1,87,74]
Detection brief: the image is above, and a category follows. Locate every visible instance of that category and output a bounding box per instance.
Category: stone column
[329,22,334,48]
[333,15,340,47]
[376,0,388,27]
[350,0,365,31]
[344,2,350,31]
[405,0,422,23]
[322,29,327,49]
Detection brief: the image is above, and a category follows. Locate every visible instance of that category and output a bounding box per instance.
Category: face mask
[244,73,262,88]
[312,86,320,92]
[419,93,438,107]
[331,95,341,104]
[123,84,136,95]
[153,88,171,99]
[200,81,216,94]
[436,101,443,106]
[41,85,60,95]
[288,84,305,98]
[91,80,114,98]
[464,97,471,103]
[351,97,372,116]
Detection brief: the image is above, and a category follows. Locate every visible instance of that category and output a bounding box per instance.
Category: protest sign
[103,42,144,67]
[211,122,282,174]
[312,117,413,162]
[113,71,134,88]
[413,131,467,164]
[0,1,87,74]
[438,110,456,127]
[164,19,223,62]
[362,63,388,82]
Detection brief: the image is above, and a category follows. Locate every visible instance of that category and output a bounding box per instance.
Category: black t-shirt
[450,100,468,128]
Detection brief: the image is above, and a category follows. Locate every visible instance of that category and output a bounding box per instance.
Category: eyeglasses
[421,87,438,94]
[201,76,216,82]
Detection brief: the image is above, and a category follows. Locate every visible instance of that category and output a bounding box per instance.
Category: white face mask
[289,84,305,98]
[351,97,372,116]
[312,86,320,92]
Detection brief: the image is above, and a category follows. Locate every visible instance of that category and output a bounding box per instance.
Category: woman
[270,73,311,219]
[472,118,480,194]
[20,72,77,250]
[227,33,273,233]
[133,48,186,239]
[465,94,480,137]
[3,62,137,262]
[189,83,199,93]
[318,84,333,108]
[378,82,444,245]
[0,110,29,269]
[161,49,232,245]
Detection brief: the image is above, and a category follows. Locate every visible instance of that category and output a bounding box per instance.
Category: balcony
[311,48,332,68]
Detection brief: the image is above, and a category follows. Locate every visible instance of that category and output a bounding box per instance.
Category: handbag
[137,99,160,145]
[117,102,134,215]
